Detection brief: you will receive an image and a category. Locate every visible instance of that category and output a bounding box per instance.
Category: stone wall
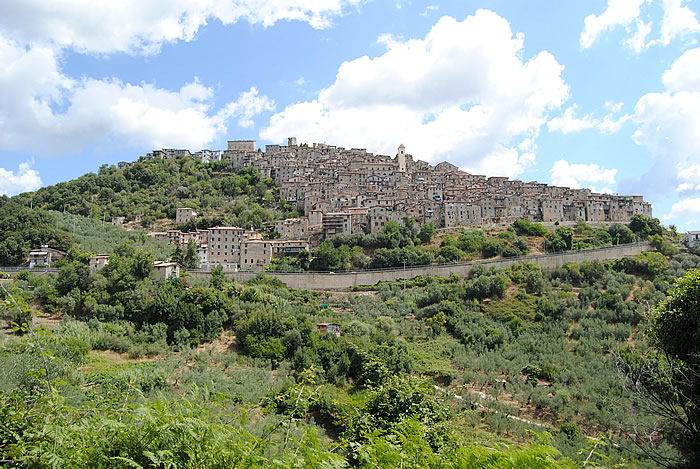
[189,242,653,290]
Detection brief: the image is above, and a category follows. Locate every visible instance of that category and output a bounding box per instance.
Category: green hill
[0,157,298,265]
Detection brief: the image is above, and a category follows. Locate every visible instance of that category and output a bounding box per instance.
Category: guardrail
[0,266,59,273]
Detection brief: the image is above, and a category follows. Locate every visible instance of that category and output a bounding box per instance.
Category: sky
[1,1,700,230]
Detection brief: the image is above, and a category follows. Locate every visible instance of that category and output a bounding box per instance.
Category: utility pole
[403,259,407,291]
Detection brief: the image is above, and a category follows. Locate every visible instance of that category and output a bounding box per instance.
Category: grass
[51,211,170,258]
[79,349,153,374]
[484,296,538,324]
[408,335,460,383]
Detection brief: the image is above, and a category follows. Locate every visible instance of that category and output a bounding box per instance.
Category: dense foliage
[0,156,693,467]
[1,158,302,267]
[3,239,699,466]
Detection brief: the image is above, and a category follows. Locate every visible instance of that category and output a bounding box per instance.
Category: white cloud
[589,186,614,194]
[676,163,700,192]
[421,5,439,16]
[662,46,700,91]
[549,160,618,190]
[624,18,653,51]
[547,104,630,134]
[0,162,42,196]
[0,33,273,153]
[0,0,362,55]
[261,10,569,178]
[219,87,275,128]
[605,100,625,112]
[660,0,700,45]
[662,197,700,221]
[580,0,700,51]
[465,146,536,179]
[598,112,632,133]
[580,0,648,49]
[0,1,353,154]
[633,49,700,165]
[547,106,598,133]
[622,47,700,228]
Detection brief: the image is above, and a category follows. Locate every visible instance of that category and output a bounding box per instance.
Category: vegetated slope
[0,157,298,265]
[2,243,699,466]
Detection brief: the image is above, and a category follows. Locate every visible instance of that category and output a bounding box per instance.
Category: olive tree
[617,269,700,467]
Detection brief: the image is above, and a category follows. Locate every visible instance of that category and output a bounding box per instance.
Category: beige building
[28,245,68,268]
[198,244,209,266]
[240,239,273,271]
[208,226,246,267]
[147,231,169,241]
[541,198,564,223]
[176,207,198,225]
[323,212,353,237]
[154,261,180,280]
[227,140,256,152]
[89,254,110,271]
[272,239,310,257]
[275,217,308,239]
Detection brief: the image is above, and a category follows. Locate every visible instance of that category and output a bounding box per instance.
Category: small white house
[688,231,700,249]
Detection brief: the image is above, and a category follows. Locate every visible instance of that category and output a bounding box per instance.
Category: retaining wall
[1,243,653,290]
[188,242,654,290]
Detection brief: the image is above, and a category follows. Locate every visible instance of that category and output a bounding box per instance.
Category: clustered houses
[125,137,652,267]
[223,137,651,235]
[154,225,310,272]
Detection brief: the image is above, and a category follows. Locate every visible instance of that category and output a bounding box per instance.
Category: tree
[609,223,636,245]
[210,265,225,289]
[543,231,567,253]
[629,214,651,238]
[555,227,574,251]
[184,239,199,269]
[439,244,462,262]
[417,223,436,244]
[618,269,700,466]
[171,245,184,265]
[482,240,502,258]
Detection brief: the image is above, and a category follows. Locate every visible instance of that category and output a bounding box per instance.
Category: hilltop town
[115,138,652,271]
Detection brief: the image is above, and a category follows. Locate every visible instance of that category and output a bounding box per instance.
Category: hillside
[2,242,700,466]
[0,158,298,265]
[1,156,679,272]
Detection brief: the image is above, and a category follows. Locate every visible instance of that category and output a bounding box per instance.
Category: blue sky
[1,0,700,230]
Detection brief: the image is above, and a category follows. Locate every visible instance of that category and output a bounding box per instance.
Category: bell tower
[396,144,406,173]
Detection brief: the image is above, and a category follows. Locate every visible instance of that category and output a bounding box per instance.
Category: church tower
[396,144,407,173]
